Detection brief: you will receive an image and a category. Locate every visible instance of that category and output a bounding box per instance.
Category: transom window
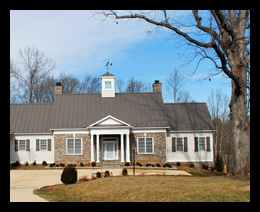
[137,137,154,154]
[66,138,82,155]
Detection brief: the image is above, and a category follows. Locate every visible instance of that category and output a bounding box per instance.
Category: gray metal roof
[51,93,169,129]
[10,103,54,133]
[164,103,215,131]
[10,94,215,133]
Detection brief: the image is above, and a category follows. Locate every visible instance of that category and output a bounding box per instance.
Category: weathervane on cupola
[105,61,112,73]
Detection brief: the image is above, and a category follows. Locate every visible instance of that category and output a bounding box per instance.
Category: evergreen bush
[215,154,224,172]
[61,166,77,184]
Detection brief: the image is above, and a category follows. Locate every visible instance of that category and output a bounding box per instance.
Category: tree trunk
[229,66,249,178]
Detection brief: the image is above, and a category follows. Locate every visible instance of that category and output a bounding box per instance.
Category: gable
[89,115,132,127]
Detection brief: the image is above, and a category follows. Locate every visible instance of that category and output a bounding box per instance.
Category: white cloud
[10,10,154,77]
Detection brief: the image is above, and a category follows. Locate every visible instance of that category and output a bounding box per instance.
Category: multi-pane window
[66,138,82,155]
[105,81,112,89]
[19,140,26,151]
[176,137,184,152]
[199,137,206,151]
[137,137,154,154]
[40,139,47,151]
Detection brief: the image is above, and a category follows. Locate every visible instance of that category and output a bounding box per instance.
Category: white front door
[102,138,118,160]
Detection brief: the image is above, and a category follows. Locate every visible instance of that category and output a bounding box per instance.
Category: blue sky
[10,10,231,103]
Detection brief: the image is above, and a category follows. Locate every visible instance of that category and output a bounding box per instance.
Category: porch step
[100,161,122,169]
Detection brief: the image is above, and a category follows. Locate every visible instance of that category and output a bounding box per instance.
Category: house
[10,72,215,167]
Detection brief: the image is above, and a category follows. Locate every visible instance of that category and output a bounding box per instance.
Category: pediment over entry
[89,115,132,127]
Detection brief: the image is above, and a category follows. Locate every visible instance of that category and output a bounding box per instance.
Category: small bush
[91,162,96,167]
[33,160,37,166]
[146,163,151,167]
[25,161,29,166]
[78,175,89,182]
[42,161,47,166]
[156,163,161,167]
[125,162,130,166]
[136,162,140,166]
[104,170,110,178]
[96,172,101,178]
[215,154,224,172]
[50,163,55,167]
[163,163,172,168]
[12,161,20,167]
[201,163,209,170]
[122,168,128,176]
[188,163,194,168]
[80,162,84,167]
[56,164,59,167]
[61,166,77,185]
[176,162,181,166]
[60,163,65,167]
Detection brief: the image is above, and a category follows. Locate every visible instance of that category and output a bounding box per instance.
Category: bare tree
[125,76,145,93]
[80,75,101,94]
[99,10,250,177]
[11,46,55,103]
[115,78,125,93]
[165,69,193,103]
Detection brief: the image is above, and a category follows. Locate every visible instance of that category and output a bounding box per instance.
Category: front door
[102,138,118,160]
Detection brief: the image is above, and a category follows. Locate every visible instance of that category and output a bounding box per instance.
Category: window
[137,137,154,154]
[176,137,183,152]
[199,137,206,151]
[66,138,82,155]
[40,139,47,151]
[105,81,111,89]
[19,140,26,151]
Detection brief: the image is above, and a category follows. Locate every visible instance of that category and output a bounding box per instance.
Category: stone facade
[54,132,166,165]
[130,132,166,165]
[54,133,91,165]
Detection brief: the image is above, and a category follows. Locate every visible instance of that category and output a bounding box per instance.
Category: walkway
[10,168,191,202]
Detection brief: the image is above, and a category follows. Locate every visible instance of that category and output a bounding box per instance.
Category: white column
[91,134,94,162]
[126,133,130,162]
[96,134,100,163]
[121,134,125,163]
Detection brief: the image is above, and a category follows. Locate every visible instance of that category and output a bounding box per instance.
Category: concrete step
[100,160,122,168]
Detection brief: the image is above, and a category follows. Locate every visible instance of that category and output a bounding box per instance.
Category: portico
[89,115,132,163]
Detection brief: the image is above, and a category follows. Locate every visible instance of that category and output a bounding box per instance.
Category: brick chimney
[55,82,63,95]
[152,80,162,93]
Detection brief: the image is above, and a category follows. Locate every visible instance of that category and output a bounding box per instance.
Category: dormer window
[105,81,112,89]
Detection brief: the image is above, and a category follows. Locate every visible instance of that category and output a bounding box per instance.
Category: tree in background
[99,10,250,177]
[165,69,193,103]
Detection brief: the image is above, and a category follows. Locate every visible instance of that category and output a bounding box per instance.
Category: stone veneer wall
[54,133,91,165]
[130,132,166,165]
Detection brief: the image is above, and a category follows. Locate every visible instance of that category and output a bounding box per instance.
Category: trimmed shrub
[125,162,130,166]
[96,172,101,178]
[61,166,77,185]
[122,168,128,176]
[156,163,161,167]
[80,162,84,167]
[91,161,96,167]
[104,170,110,177]
[215,154,224,172]
[42,161,47,166]
[176,162,181,166]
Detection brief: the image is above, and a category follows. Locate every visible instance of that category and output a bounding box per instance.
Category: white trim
[53,130,90,134]
[66,138,83,155]
[89,115,132,127]
[131,128,167,133]
[168,130,216,133]
[102,137,118,160]
[137,137,154,154]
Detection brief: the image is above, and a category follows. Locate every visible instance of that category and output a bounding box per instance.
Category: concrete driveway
[10,168,190,202]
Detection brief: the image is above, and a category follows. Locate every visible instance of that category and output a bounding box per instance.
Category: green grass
[34,176,250,202]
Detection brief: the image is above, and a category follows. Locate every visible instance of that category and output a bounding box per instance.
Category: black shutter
[26,139,30,151]
[48,139,51,151]
[15,139,18,151]
[194,137,198,152]
[184,137,188,152]
[172,137,176,152]
[206,137,210,151]
[36,139,39,151]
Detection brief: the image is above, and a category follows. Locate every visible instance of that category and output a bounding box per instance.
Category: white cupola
[101,72,115,98]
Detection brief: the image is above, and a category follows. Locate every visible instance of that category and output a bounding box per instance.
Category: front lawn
[34,176,250,202]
